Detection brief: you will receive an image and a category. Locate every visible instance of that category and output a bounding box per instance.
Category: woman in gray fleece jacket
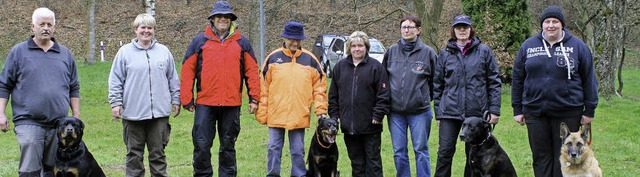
[107,13,180,177]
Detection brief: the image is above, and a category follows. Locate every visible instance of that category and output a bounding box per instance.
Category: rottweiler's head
[460,117,491,144]
[57,117,84,150]
[318,117,338,144]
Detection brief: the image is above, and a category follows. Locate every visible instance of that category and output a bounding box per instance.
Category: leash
[587,123,593,146]
[483,111,496,131]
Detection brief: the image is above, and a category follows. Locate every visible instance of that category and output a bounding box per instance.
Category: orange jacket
[181,25,260,107]
[256,47,327,130]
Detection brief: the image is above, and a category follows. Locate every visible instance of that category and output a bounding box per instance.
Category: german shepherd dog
[559,122,602,177]
[54,117,105,177]
[460,117,517,177]
[306,117,339,177]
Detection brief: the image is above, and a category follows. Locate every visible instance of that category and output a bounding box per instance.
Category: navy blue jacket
[512,30,598,118]
[434,37,501,120]
[328,55,389,134]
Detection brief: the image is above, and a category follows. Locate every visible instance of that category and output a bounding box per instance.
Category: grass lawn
[0,61,639,176]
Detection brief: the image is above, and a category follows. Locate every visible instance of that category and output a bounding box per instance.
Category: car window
[323,36,334,47]
[331,39,345,53]
[370,40,385,54]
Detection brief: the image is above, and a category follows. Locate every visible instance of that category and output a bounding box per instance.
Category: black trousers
[525,114,580,177]
[434,119,473,177]
[192,105,241,177]
[344,133,383,177]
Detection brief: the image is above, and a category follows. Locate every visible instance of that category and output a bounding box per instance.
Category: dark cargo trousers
[192,105,241,177]
[122,117,170,177]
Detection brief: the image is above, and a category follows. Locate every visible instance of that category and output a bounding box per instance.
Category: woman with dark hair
[433,14,502,177]
[382,15,438,177]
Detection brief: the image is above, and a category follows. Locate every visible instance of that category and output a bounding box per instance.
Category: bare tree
[415,0,444,50]
[87,0,96,65]
[590,0,628,98]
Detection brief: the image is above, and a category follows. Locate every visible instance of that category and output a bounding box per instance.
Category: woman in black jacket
[433,15,502,177]
[328,31,390,177]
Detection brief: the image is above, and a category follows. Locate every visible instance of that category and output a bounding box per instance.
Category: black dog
[460,117,517,177]
[306,117,339,177]
[54,117,105,177]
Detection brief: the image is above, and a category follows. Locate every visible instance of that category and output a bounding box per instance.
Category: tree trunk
[87,0,95,65]
[146,0,156,16]
[592,0,627,98]
[414,0,444,50]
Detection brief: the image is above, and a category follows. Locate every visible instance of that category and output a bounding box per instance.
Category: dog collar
[315,127,332,149]
[470,132,492,146]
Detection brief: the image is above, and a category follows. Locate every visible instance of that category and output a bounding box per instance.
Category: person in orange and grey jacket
[433,14,501,177]
[180,1,260,176]
[328,31,389,177]
[256,21,328,177]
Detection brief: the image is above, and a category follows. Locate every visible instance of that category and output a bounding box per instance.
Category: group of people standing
[0,1,598,177]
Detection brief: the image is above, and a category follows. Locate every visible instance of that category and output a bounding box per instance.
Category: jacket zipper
[350,64,358,135]
[146,50,155,118]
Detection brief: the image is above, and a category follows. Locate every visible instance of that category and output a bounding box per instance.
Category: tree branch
[357,8,410,28]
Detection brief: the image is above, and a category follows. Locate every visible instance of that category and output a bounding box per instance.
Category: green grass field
[1,61,639,176]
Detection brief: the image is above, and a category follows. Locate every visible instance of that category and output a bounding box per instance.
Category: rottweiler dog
[460,117,517,177]
[559,122,602,177]
[306,117,340,177]
[54,117,105,177]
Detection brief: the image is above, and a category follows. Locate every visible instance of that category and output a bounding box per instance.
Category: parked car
[312,34,345,77]
[323,36,386,77]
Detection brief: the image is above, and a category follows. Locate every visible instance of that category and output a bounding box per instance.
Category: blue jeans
[388,110,433,177]
[266,128,306,177]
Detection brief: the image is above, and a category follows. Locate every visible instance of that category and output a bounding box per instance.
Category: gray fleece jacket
[108,38,180,121]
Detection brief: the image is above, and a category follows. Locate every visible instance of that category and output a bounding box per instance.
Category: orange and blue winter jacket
[181,25,260,107]
[256,47,327,130]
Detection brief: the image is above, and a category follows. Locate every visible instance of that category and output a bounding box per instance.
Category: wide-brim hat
[452,15,472,27]
[207,1,238,21]
[281,22,306,40]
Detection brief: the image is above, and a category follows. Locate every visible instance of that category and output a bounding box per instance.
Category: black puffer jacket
[328,55,390,135]
[433,37,501,120]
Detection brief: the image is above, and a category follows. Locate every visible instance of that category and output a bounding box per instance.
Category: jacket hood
[536,29,575,79]
[445,36,482,52]
[131,38,157,49]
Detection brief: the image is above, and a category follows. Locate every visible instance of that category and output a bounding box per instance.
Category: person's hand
[372,118,382,124]
[437,120,440,127]
[184,105,195,112]
[0,114,9,132]
[248,103,258,114]
[172,104,181,118]
[513,114,525,126]
[489,114,500,125]
[318,114,328,119]
[581,115,594,125]
[112,106,122,122]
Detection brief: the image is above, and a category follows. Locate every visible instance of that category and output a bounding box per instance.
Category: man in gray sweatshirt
[0,7,81,177]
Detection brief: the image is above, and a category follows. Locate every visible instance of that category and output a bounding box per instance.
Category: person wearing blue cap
[433,14,502,177]
[512,6,598,177]
[181,1,260,176]
[256,21,328,177]
[382,15,438,177]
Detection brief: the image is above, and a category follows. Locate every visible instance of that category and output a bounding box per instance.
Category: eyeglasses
[401,26,417,30]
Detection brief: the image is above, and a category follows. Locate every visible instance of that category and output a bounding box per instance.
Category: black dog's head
[460,117,492,144]
[57,117,84,150]
[317,117,339,144]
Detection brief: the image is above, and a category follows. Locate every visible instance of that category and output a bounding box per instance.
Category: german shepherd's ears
[559,122,570,140]
[581,123,591,142]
